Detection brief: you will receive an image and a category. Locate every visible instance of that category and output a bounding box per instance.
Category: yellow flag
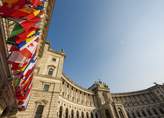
[27,31,36,38]
[33,10,40,16]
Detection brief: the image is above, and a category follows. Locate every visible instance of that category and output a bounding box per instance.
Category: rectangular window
[52,58,56,62]
[43,84,49,91]
[35,105,44,118]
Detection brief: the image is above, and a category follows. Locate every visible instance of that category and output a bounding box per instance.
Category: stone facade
[16,42,164,118]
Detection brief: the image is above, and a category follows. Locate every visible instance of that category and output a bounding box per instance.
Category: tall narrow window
[86,112,89,118]
[48,67,54,76]
[35,105,44,118]
[91,112,94,118]
[95,112,98,118]
[71,110,74,118]
[65,108,68,118]
[81,112,84,118]
[77,111,79,118]
[59,106,63,118]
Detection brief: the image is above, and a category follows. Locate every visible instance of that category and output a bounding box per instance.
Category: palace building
[0,0,164,118]
[16,42,164,118]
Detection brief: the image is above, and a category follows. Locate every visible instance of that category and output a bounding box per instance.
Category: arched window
[34,105,44,118]
[118,108,124,118]
[48,67,54,76]
[105,109,112,118]
[71,110,74,118]
[81,112,84,118]
[59,106,63,118]
[65,108,68,118]
[86,112,89,118]
[91,112,94,118]
[77,111,79,118]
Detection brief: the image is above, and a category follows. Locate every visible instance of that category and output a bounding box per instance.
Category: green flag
[10,23,24,37]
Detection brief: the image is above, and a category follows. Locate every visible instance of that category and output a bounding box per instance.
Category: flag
[30,0,42,7]
[15,27,38,44]
[10,24,24,37]
[18,93,30,111]
[20,40,38,58]
[0,6,13,17]
[8,51,28,64]
[19,73,33,87]
[16,82,32,100]
[3,0,25,9]
[25,10,40,20]
[19,18,41,32]
[17,36,39,50]
[0,0,25,17]
[10,9,30,19]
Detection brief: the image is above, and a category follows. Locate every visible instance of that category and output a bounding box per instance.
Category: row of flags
[0,0,47,111]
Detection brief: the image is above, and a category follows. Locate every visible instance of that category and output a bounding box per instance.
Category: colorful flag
[20,40,38,58]
[15,27,38,44]
[17,35,39,50]
[10,24,24,37]
[3,0,25,9]
[18,92,30,111]
[25,9,40,20]
[8,51,28,64]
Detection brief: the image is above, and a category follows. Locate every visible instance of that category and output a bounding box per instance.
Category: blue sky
[48,0,164,92]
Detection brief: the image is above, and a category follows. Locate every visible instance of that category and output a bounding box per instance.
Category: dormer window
[48,67,55,76]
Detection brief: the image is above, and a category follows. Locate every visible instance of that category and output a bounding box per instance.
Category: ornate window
[48,66,55,76]
[34,105,44,118]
